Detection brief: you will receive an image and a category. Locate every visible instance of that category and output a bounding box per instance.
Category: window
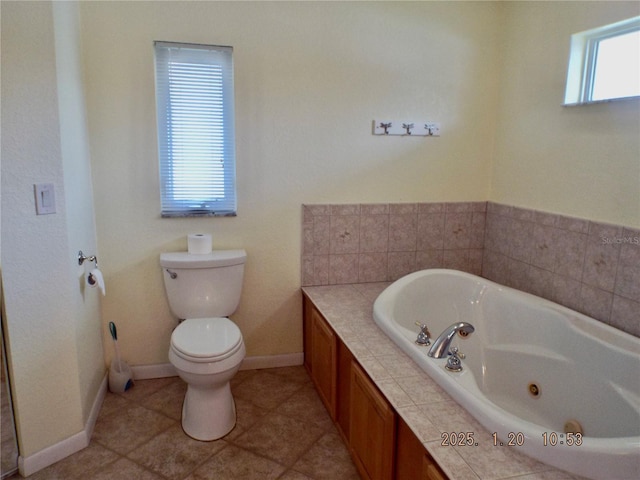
[154,41,236,216]
[564,16,640,105]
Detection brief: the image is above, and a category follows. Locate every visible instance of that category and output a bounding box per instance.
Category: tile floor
[20,366,360,480]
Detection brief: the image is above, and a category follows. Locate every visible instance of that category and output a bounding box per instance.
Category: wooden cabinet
[350,361,396,480]
[396,417,425,480]
[303,292,448,480]
[304,296,337,419]
[304,294,352,439]
[396,417,447,480]
[303,295,313,372]
[423,461,447,480]
[337,339,354,440]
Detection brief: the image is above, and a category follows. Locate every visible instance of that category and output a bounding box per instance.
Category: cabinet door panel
[397,416,449,480]
[311,308,337,419]
[396,417,426,480]
[337,340,353,441]
[303,296,313,374]
[424,462,447,480]
[350,361,395,480]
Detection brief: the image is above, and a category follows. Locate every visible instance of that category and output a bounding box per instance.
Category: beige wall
[2,0,638,464]
[53,0,105,426]
[79,1,503,366]
[492,1,640,227]
[1,0,103,459]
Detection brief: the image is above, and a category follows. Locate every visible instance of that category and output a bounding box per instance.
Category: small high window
[564,16,640,105]
[154,42,236,217]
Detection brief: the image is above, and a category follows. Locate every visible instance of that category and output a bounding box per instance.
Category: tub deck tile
[303,283,587,480]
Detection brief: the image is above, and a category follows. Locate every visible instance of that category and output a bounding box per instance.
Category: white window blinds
[154,41,236,216]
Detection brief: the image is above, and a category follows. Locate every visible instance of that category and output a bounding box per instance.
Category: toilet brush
[108,322,133,393]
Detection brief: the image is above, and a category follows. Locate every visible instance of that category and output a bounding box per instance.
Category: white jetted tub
[373,269,640,480]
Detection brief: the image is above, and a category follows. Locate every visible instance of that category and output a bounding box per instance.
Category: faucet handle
[415,322,430,334]
[414,322,431,346]
[449,346,465,359]
[445,347,464,372]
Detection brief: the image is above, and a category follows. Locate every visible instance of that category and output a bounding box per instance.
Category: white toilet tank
[160,249,246,319]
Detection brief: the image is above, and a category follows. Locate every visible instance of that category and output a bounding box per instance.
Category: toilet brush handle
[109,322,123,372]
[109,322,118,341]
[113,341,123,372]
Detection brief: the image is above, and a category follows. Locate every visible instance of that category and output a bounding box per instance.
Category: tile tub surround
[303,283,583,480]
[301,202,639,338]
[483,203,640,337]
[302,202,487,286]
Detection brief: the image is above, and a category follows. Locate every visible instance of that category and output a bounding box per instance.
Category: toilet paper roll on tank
[187,233,213,254]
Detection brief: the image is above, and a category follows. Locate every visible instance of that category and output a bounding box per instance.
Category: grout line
[29,367,357,480]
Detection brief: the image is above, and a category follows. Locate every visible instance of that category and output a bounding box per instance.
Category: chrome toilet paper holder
[78,250,98,268]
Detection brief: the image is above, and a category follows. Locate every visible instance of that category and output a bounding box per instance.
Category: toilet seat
[171,317,243,363]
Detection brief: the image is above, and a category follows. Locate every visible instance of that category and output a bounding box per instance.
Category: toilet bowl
[168,316,246,441]
[160,249,247,441]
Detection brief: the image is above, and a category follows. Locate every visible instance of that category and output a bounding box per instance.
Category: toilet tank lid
[160,249,247,269]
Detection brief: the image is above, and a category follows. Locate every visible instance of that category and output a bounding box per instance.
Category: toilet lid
[171,317,242,360]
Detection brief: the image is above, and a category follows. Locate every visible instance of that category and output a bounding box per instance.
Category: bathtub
[373,269,640,480]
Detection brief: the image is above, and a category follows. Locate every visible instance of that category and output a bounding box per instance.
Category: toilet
[160,249,247,441]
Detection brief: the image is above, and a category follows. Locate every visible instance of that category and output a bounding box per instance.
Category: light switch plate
[34,183,56,215]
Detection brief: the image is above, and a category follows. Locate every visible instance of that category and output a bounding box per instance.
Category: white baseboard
[16,353,303,475]
[131,362,177,380]
[18,373,108,477]
[240,352,303,370]
[130,352,304,380]
[84,373,107,445]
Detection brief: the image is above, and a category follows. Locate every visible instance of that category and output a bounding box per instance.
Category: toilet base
[181,381,236,441]
[168,330,245,442]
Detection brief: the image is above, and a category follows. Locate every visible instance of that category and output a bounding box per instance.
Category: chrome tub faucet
[428,322,475,359]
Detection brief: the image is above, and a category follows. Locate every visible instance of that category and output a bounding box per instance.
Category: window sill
[562,95,640,107]
[161,211,237,218]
